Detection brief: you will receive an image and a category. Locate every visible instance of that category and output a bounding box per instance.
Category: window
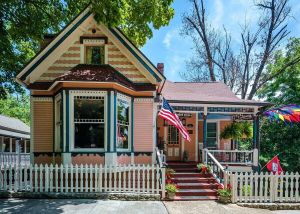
[55,96,63,152]
[207,122,217,149]
[168,125,179,145]
[117,97,131,150]
[85,46,105,64]
[74,96,105,149]
[3,137,10,152]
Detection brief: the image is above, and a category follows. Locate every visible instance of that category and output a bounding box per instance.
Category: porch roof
[0,115,30,139]
[161,81,270,107]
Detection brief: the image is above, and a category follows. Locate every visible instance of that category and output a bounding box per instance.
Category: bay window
[117,95,131,150]
[70,91,106,151]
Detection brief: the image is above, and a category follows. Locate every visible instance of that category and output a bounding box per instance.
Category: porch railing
[205,149,258,166]
[0,152,30,167]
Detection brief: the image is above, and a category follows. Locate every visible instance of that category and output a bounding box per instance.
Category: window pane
[75,124,104,149]
[3,138,10,152]
[86,46,105,64]
[118,99,129,123]
[26,140,30,153]
[117,124,129,149]
[74,98,104,120]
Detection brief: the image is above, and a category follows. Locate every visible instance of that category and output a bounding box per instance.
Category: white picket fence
[0,163,165,196]
[230,172,300,203]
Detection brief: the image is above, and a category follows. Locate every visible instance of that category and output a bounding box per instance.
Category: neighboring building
[0,115,30,166]
[16,7,269,167]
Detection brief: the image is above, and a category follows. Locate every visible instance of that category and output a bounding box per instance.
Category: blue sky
[141,0,300,82]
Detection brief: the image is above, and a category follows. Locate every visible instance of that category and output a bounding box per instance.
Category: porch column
[252,114,260,169]
[203,114,207,149]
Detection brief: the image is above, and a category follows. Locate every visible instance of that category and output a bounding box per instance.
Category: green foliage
[196,163,211,174]
[0,94,30,125]
[217,188,231,197]
[165,183,177,193]
[1,0,174,97]
[242,185,251,196]
[258,38,300,172]
[220,122,253,140]
[166,168,176,175]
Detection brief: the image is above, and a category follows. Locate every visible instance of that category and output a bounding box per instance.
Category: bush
[196,163,211,174]
[165,183,178,193]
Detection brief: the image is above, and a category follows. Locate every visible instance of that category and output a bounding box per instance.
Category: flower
[218,184,224,189]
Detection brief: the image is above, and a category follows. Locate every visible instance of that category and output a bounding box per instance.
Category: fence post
[161,167,166,199]
[253,148,258,168]
[231,173,236,203]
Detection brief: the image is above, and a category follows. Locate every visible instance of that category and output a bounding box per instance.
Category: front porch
[157,105,261,171]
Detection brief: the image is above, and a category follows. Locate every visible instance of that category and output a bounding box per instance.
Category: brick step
[170,168,199,172]
[172,173,213,178]
[176,182,219,189]
[172,177,217,183]
[176,189,217,197]
[171,195,218,201]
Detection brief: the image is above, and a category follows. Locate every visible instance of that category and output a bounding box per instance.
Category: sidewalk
[0,199,299,214]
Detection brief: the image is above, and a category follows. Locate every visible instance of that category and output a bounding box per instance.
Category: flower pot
[218,195,231,204]
[167,192,176,199]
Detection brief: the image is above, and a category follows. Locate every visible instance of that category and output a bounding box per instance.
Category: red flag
[266,155,283,174]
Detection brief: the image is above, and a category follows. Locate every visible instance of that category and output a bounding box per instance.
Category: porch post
[202,112,207,162]
[252,114,260,169]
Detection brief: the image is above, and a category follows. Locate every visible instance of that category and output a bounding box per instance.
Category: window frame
[116,93,132,152]
[84,45,106,65]
[206,122,218,149]
[69,90,107,152]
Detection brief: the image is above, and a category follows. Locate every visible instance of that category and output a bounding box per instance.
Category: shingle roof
[55,64,135,89]
[0,115,30,139]
[161,81,270,106]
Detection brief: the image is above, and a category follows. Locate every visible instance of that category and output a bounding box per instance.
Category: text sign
[83,39,106,45]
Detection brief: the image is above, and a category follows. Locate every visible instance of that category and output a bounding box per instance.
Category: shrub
[196,163,211,174]
[165,183,178,193]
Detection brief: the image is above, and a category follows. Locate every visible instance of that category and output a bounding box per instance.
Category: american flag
[158,98,191,142]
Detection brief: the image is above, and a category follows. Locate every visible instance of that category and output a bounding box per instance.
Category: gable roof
[161,81,270,106]
[0,115,30,139]
[17,7,165,85]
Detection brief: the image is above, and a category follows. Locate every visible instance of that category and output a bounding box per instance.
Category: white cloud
[163,29,179,49]
[212,0,224,29]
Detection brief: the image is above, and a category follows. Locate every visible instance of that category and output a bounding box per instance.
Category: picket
[0,163,165,197]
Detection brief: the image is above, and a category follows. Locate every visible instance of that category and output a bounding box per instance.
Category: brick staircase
[167,162,219,201]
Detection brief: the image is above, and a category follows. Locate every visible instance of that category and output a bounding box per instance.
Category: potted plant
[183,151,189,162]
[165,183,178,199]
[196,163,211,174]
[165,168,176,179]
[217,184,232,204]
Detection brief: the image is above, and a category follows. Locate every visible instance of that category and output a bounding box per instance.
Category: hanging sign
[232,114,253,121]
[177,113,192,118]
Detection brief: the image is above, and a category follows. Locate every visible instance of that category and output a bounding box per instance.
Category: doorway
[166,125,181,161]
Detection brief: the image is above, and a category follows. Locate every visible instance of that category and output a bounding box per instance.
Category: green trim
[20,11,92,81]
[65,90,70,152]
[131,97,134,152]
[107,91,111,152]
[203,115,207,148]
[113,92,117,152]
[110,28,162,82]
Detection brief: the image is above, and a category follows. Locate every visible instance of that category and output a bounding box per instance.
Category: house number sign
[83,39,106,45]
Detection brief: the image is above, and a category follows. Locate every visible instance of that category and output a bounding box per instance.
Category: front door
[166,125,181,161]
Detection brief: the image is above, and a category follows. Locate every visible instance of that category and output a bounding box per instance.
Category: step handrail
[204,148,228,186]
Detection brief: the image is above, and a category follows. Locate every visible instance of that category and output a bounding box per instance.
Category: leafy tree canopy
[0,0,174,97]
[0,94,30,125]
[258,38,300,172]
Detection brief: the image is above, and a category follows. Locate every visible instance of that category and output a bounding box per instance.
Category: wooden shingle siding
[32,100,53,152]
[37,22,150,83]
[134,100,154,151]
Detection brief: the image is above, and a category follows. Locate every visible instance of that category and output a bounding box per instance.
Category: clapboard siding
[134,100,154,151]
[32,100,53,152]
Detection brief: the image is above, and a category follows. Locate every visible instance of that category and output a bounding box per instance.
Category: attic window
[85,46,105,65]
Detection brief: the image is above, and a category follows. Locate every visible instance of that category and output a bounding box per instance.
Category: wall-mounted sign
[187,124,194,129]
[177,113,192,118]
[80,36,108,45]
[232,114,253,121]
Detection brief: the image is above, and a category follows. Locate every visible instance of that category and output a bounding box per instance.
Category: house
[16,7,269,168]
[0,115,30,166]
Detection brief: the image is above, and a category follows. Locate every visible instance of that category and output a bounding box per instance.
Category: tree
[0,0,174,97]
[181,0,300,100]
[258,38,300,171]
[0,94,30,125]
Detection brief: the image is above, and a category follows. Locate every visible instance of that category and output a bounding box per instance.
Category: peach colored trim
[108,61,133,65]
[68,46,80,51]
[62,53,80,58]
[108,54,126,58]
[55,60,81,64]
[48,66,73,71]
